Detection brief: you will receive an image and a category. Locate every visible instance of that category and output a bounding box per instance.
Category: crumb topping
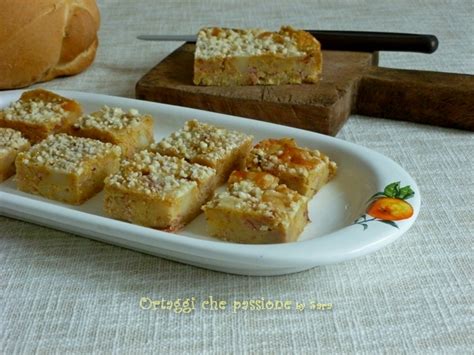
[151,119,251,163]
[195,26,316,59]
[106,150,216,196]
[17,134,121,174]
[247,138,337,177]
[2,98,65,124]
[204,170,307,225]
[74,105,145,130]
[228,170,279,190]
[0,128,29,154]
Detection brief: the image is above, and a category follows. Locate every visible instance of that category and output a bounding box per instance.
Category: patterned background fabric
[1,0,472,353]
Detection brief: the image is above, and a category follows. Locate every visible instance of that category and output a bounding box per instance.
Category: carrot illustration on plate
[354,182,415,230]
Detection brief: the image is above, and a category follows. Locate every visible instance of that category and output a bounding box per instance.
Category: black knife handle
[306,30,438,53]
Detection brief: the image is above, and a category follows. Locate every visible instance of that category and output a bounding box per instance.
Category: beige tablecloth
[1,0,473,353]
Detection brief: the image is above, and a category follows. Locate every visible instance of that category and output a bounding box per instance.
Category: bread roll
[0,0,100,89]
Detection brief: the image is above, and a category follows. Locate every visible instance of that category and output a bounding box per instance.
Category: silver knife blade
[137,34,196,42]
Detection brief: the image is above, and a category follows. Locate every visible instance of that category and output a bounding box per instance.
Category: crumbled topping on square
[17,134,121,174]
[151,119,251,162]
[106,150,216,196]
[0,128,29,154]
[2,98,65,124]
[205,170,307,223]
[74,105,144,130]
[248,138,337,177]
[196,26,314,59]
[193,26,321,86]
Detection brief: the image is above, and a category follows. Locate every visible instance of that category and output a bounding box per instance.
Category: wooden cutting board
[136,43,474,136]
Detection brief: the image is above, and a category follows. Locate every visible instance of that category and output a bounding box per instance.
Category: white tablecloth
[2,0,473,353]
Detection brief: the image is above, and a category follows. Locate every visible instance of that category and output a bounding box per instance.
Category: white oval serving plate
[0,90,420,276]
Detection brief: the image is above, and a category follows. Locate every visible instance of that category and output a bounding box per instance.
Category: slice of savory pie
[194,26,322,86]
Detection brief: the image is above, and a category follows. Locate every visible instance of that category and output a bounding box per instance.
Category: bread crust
[0,0,100,89]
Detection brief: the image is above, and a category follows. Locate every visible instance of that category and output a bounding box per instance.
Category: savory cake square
[0,128,30,182]
[245,138,337,197]
[0,89,82,143]
[194,26,322,86]
[150,119,252,184]
[71,105,154,157]
[202,170,309,244]
[104,150,217,231]
[15,134,121,204]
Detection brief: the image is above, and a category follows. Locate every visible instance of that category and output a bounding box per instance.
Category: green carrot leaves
[384,181,400,198]
[398,185,415,199]
[367,182,414,203]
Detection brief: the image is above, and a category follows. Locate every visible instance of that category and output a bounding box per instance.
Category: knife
[137,30,438,53]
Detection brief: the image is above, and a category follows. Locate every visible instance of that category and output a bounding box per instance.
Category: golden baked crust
[70,105,154,157]
[0,127,30,182]
[150,119,253,184]
[0,0,100,89]
[194,26,322,86]
[15,134,121,204]
[202,170,309,244]
[245,138,337,197]
[0,89,82,143]
[104,150,217,231]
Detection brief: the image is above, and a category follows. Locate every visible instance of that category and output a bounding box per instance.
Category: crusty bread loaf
[0,0,100,89]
